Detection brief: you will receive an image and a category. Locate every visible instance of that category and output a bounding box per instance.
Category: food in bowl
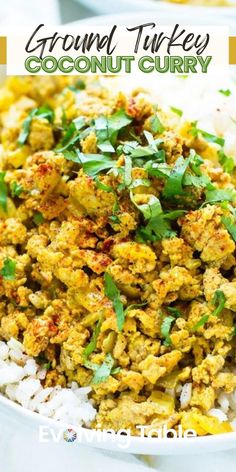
[0,76,236,436]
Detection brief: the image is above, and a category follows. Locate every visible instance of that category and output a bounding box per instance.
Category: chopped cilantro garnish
[123,155,132,187]
[95,109,132,150]
[33,212,44,225]
[162,156,190,200]
[0,172,8,213]
[150,115,165,134]
[11,182,23,198]
[161,307,181,345]
[68,79,86,92]
[130,194,162,220]
[129,178,151,189]
[95,177,113,193]
[0,257,16,281]
[77,153,116,177]
[192,290,226,332]
[124,301,148,316]
[83,318,102,359]
[219,89,231,97]
[205,188,236,205]
[170,106,183,117]
[222,215,236,242]
[104,272,124,331]
[161,316,175,346]
[218,150,235,174]
[192,314,209,332]
[109,215,121,224]
[212,290,226,317]
[167,306,182,317]
[84,353,118,384]
[189,121,225,147]
[18,105,54,145]
[145,162,171,179]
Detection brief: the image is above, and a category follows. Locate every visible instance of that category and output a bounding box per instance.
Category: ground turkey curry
[0,76,236,436]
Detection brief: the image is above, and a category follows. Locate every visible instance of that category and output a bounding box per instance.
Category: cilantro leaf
[145,162,171,179]
[0,172,8,213]
[161,316,175,346]
[167,306,182,317]
[189,122,225,147]
[33,212,44,225]
[192,290,226,332]
[92,353,115,384]
[212,290,226,317]
[84,353,117,384]
[219,89,231,97]
[109,215,121,224]
[192,314,209,332]
[18,105,54,145]
[104,273,124,331]
[205,188,236,205]
[68,79,86,91]
[162,156,190,200]
[222,215,236,242]
[77,153,116,177]
[11,182,23,198]
[150,115,165,134]
[124,155,132,187]
[83,319,102,359]
[0,258,16,281]
[95,110,132,149]
[129,178,151,189]
[170,106,183,117]
[95,177,114,193]
[84,354,119,383]
[136,215,177,243]
[218,150,235,174]
[130,194,162,220]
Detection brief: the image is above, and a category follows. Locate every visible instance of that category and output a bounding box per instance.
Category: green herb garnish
[189,121,225,147]
[205,188,236,205]
[212,290,226,317]
[161,316,175,346]
[150,115,165,134]
[0,172,8,212]
[11,182,23,198]
[18,105,54,145]
[170,106,183,117]
[84,353,118,384]
[162,156,190,200]
[0,257,16,281]
[218,150,235,174]
[222,215,236,242]
[219,89,231,97]
[77,153,116,177]
[104,272,124,331]
[192,314,209,332]
[33,212,44,225]
[83,319,102,359]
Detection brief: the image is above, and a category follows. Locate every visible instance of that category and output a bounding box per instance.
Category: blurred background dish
[73,0,236,17]
[63,9,236,35]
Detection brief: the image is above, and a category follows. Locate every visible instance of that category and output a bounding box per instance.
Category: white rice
[0,338,97,426]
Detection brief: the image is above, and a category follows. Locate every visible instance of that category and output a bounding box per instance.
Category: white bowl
[1,11,236,456]
[1,393,236,455]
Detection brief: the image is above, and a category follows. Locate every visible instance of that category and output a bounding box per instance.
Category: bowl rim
[1,392,236,454]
